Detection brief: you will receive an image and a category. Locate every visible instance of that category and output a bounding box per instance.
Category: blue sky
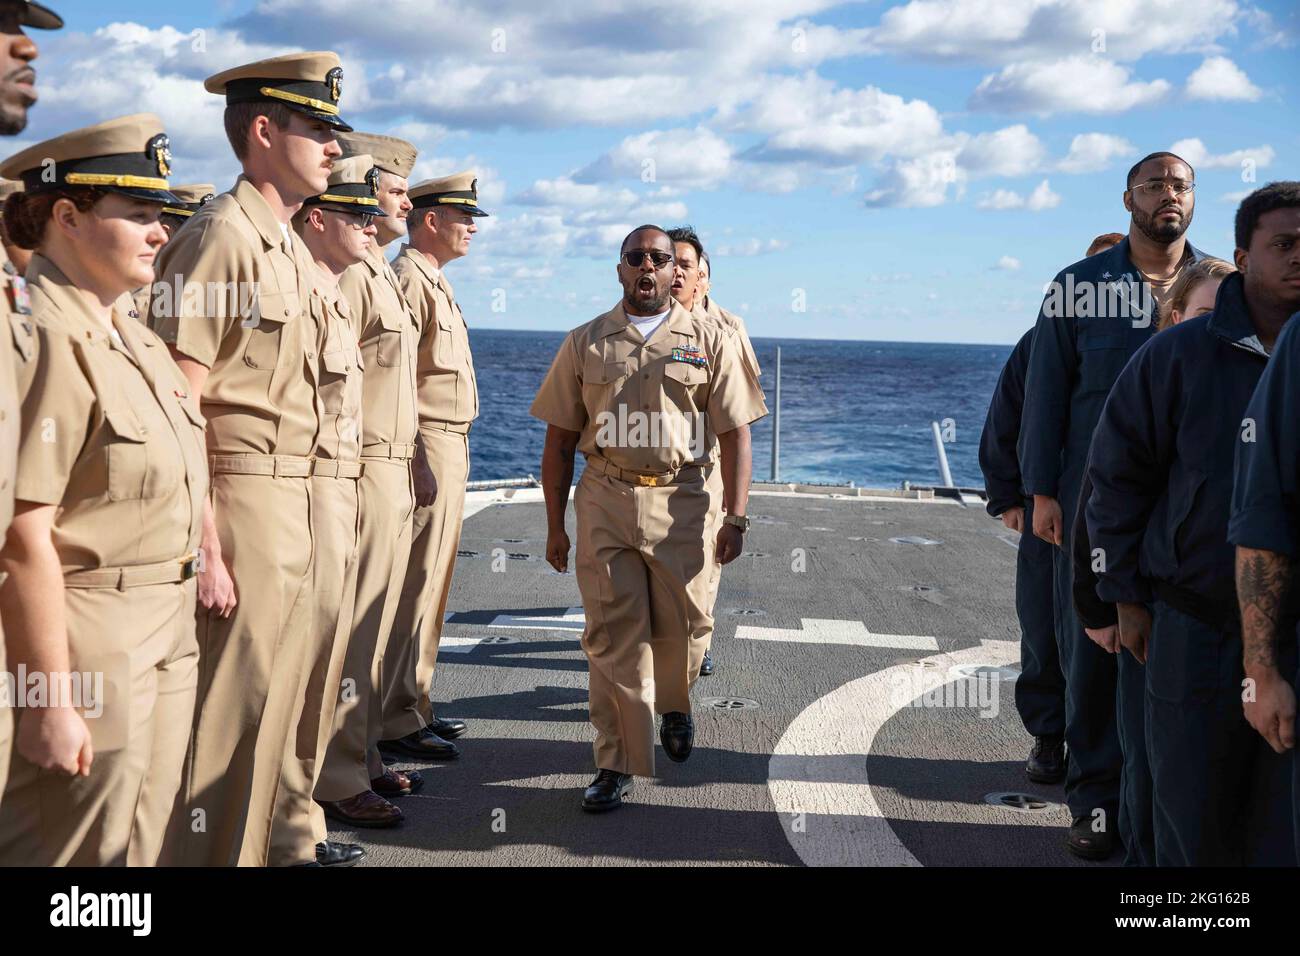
[20,0,1298,344]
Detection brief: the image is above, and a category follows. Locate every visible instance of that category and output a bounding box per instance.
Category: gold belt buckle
[180,555,198,580]
[637,474,660,487]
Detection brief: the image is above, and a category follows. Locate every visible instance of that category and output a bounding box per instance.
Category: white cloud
[864,149,966,208]
[712,238,789,257]
[957,124,1046,177]
[976,189,1024,210]
[1026,179,1061,210]
[994,255,1021,271]
[226,0,877,131]
[864,0,1241,64]
[1185,56,1263,101]
[576,127,734,190]
[511,177,687,257]
[969,55,1171,115]
[724,72,947,166]
[1220,190,1252,204]
[1057,133,1137,174]
[1169,137,1275,170]
[975,178,1060,210]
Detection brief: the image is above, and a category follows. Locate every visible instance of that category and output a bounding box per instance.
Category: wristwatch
[723,514,750,533]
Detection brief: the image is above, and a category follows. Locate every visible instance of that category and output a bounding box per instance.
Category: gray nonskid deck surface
[332,492,1108,867]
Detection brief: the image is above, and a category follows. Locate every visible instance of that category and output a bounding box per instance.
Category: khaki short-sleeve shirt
[310,273,364,463]
[339,246,419,449]
[391,246,479,426]
[698,296,762,381]
[15,255,208,572]
[0,247,34,552]
[529,301,768,473]
[150,176,320,458]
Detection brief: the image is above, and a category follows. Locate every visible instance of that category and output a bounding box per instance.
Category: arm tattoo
[1237,547,1291,671]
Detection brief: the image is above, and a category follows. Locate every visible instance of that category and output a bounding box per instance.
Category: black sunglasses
[620,250,674,269]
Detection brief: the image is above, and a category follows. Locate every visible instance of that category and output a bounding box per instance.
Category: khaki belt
[362,442,417,460]
[420,420,472,436]
[311,459,364,479]
[64,553,199,590]
[209,454,314,477]
[584,454,706,488]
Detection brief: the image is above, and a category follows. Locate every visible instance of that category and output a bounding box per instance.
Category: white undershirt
[629,309,670,341]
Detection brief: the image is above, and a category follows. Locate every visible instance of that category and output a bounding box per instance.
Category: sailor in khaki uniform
[317,133,428,826]
[159,184,215,241]
[270,156,374,861]
[0,115,207,866]
[531,225,766,811]
[669,233,764,680]
[381,172,485,760]
[0,0,63,812]
[135,185,215,322]
[150,52,363,868]
[0,177,27,813]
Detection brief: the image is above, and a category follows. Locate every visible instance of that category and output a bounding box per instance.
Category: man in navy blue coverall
[1228,183,1300,865]
[1088,182,1300,865]
[1018,152,1207,860]
[980,330,1067,784]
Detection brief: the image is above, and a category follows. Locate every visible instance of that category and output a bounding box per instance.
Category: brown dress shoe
[318,790,404,829]
[372,767,424,797]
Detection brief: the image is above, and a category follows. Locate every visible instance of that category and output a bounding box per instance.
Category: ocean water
[469,328,1012,489]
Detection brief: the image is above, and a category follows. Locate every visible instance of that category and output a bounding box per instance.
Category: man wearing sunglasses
[381,173,485,763]
[1019,151,1209,862]
[281,154,379,863]
[531,225,767,812]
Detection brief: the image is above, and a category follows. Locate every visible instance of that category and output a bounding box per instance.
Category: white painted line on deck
[737,618,940,651]
[437,608,585,656]
[486,607,585,631]
[767,639,1021,866]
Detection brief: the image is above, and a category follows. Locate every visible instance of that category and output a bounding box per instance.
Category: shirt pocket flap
[378,308,410,333]
[322,348,353,375]
[583,355,626,385]
[664,361,707,385]
[249,288,299,329]
[103,408,148,443]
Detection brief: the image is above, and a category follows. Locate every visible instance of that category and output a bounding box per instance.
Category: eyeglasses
[1131,179,1196,198]
[620,250,674,269]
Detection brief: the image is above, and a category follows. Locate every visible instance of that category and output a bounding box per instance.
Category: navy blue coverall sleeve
[1230,313,1300,558]
[1086,340,1174,605]
[1018,273,1075,500]
[979,331,1032,517]
[1071,468,1119,629]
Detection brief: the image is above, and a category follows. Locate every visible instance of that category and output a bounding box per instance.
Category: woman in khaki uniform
[0,115,207,866]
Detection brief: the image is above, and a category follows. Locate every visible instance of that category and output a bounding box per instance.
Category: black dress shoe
[698,650,715,676]
[582,769,633,812]
[378,729,460,761]
[1067,816,1116,861]
[660,711,694,763]
[428,716,467,740]
[1025,735,1066,784]
[316,841,367,867]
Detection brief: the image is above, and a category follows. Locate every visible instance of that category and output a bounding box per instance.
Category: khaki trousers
[575,468,717,778]
[168,473,315,867]
[0,579,197,866]
[695,463,726,674]
[317,458,414,800]
[268,474,359,865]
[382,427,468,737]
[0,634,9,816]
